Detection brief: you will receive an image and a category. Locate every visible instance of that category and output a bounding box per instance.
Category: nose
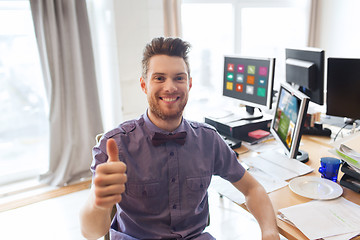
[163,79,177,92]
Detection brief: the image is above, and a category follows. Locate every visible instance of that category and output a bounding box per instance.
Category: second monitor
[205,55,275,142]
[222,55,276,120]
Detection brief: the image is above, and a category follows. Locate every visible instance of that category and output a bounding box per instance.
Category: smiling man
[80,37,280,240]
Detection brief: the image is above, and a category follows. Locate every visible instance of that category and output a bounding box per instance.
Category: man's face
[140,55,192,121]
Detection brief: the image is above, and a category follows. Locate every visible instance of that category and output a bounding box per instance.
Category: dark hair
[142,37,191,79]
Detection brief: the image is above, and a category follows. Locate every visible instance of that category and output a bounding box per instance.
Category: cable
[333,122,351,142]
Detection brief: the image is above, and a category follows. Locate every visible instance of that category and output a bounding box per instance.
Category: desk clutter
[278,197,360,240]
[332,144,360,193]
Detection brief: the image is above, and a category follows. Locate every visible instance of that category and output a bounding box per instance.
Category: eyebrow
[152,72,187,76]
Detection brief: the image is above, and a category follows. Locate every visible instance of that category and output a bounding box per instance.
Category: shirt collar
[143,109,187,134]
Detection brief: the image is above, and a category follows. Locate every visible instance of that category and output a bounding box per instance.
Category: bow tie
[151,132,187,146]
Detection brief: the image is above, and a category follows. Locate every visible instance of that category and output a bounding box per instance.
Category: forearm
[232,172,279,240]
[80,187,113,239]
[245,186,279,238]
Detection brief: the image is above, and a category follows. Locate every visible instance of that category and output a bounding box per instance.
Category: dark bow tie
[151,132,187,146]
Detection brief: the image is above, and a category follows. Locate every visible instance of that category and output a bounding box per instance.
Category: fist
[93,139,127,209]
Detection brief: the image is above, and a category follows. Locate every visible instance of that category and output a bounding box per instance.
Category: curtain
[163,0,182,37]
[307,0,318,47]
[30,0,103,186]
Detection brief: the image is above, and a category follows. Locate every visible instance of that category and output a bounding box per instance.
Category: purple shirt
[91,112,245,240]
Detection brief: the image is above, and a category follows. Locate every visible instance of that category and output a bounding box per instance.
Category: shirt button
[170,152,174,156]
[171,178,176,183]
[173,204,177,209]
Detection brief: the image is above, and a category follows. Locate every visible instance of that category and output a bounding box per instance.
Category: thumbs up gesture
[93,139,127,210]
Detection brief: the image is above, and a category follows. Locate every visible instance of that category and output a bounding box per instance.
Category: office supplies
[340,174,360,193]
[288,176,343,200]
[248,129,270,139]
[341,162,360,179]
[270,82,310,162]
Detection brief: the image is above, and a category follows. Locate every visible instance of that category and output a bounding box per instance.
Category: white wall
[315,0,360,57]
[104,0,360,126]
[113,0,165,121]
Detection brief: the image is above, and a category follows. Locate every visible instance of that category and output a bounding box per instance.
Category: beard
[148,93,188,121]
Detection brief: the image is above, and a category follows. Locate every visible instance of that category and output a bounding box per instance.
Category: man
[80,37,280,240]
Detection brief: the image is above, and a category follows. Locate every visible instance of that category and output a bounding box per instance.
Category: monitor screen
[222,55,275,113]
[327,58,360,121]
[285,48,325,105]
[270,83,309,162]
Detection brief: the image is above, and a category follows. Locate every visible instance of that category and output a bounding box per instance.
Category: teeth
[162,97,177,102]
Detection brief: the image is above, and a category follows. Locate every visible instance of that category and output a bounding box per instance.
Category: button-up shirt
[91,111,245,240]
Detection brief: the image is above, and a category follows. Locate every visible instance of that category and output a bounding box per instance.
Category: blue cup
[318,157,342,182]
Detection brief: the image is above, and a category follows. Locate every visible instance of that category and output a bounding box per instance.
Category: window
[0,1,49,185]
[182,0,312,118]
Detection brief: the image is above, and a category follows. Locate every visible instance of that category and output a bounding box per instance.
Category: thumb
[106,138,120,162]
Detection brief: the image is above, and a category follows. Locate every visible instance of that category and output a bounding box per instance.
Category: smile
[160,97,179,103]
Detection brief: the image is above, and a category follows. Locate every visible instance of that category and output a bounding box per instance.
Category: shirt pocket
[126,182,160,198]
[124,181,163,215]
[186,176,211,213]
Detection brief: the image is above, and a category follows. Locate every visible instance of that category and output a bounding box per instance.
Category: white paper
[209,176,246,205]
[209,168,288,205]
[243,150,313,181]
[323,231,360,240]
[278,197,360,240]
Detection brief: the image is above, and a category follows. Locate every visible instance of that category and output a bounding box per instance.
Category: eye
[175,76,186,81]
[154,76,165,81]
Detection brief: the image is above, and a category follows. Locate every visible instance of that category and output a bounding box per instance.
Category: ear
[188,77,193,91]
[140,77,147,94]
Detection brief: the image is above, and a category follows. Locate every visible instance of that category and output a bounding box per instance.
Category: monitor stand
[207,106,263,123]
[293,150,309,163]
[226,106,263,123]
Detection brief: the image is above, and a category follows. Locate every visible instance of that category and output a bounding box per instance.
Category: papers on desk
[209,150,313,205]
[209,167,289,205]
[278,197,360,240]
[331,144,360,172]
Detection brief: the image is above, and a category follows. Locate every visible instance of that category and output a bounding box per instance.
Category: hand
[93,138,127,210]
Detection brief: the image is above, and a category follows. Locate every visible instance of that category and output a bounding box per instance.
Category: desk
[234,135,360,240]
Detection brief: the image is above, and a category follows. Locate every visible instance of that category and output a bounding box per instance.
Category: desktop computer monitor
[285,47,325,105]
[222,55,275,120]
[270,83,310,162]
[327,58,360,122]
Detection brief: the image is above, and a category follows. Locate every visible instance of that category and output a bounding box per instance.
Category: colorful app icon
[227,63,234,72]
[236,84,243,92]
[237,64,244,73]
[257,87,266,97]
[246,85,254,95]
[236,74,244,83]
[247,75,255,85]
[258,77,266,86]
[247,65,256,75]
[226,82,233,90]
[259,66,268,76]
[227,73,234,81]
